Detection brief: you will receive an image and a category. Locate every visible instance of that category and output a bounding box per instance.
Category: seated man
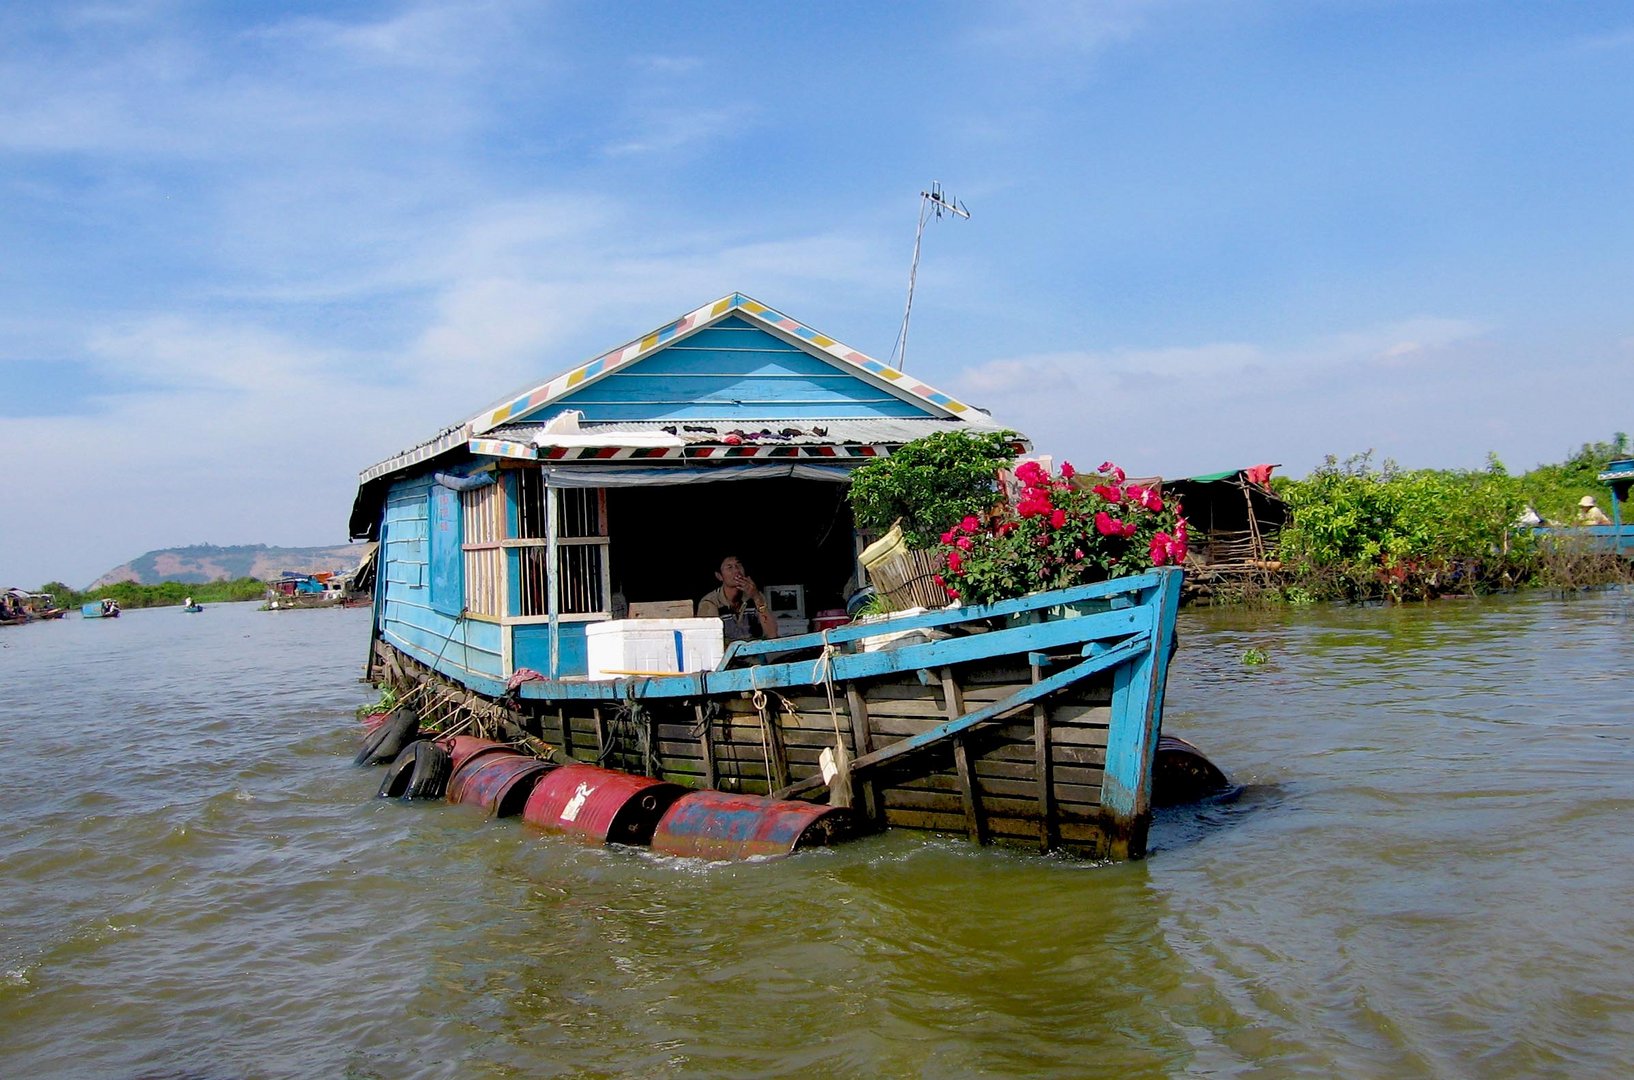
[1578,496,1613,526]
[697,555,777,642]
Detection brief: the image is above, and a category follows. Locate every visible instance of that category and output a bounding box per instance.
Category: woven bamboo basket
[866,547,948,611]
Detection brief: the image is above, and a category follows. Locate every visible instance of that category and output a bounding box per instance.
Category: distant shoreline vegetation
[36,578,267,611]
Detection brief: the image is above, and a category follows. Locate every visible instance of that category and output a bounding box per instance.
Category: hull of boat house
[349,293,1206,859]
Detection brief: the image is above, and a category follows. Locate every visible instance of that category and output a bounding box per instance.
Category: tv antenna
[888,181,969,371]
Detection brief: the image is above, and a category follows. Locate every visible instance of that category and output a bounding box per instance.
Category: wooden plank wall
[542,663,1118,856]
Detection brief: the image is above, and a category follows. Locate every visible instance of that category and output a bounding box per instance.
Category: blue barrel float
[650,790,850,860]
[522,764,686,847]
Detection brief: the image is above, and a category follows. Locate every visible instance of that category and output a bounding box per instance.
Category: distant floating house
[1162,465,1288,598]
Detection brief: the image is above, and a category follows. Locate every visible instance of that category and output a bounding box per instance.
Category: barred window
[510,472,609,618]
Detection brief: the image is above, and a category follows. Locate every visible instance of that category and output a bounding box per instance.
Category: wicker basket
[866,547,948,611]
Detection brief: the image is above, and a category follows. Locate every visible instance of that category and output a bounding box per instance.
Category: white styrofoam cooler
[585,618,726,680]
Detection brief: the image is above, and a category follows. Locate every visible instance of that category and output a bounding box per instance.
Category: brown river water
[1,590,1630,1078]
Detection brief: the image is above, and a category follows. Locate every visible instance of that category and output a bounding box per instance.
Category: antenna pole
[889,181,969,371]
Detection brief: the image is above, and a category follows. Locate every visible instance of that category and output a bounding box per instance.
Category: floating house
[348,294,1223,860]
[1163,465,1288,598]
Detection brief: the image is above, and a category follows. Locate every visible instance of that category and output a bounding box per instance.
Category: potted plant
[936,459,1189,608]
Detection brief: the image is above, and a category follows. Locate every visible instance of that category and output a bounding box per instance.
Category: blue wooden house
[348,294,1217,860]
[349,293,1016,687]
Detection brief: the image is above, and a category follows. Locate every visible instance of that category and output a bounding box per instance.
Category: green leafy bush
[848,429,1019,548]
[1276,452,1526,600]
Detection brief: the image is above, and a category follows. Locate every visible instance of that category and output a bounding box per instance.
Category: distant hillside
[90,543,368,588]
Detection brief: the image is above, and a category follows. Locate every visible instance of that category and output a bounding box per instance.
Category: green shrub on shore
[1274,435,1630,602]
[1275,452,1527,601]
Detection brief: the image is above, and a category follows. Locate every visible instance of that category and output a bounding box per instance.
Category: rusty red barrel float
[1152,734,1235,807]
[438,735,514,775]
[650,790,849,860]
[447,751,552,817]
[521,764,686,846]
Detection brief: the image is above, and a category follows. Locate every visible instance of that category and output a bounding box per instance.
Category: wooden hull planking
[366,569,1184,860]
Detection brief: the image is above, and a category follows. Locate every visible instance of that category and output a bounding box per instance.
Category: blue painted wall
[534,317,928,422]
[515,622,588,679]
[379,477,504,683]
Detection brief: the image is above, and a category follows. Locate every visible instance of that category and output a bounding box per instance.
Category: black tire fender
[405,739,452,800]
[377,740,424,797]
[354,707,419,766]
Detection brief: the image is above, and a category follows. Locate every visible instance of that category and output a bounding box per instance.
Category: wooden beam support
[846,683,880,824]
[1032,659,1054,853]
[942,668,986,846]
[696,704,717,789]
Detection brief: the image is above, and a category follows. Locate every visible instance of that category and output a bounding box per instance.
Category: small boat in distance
[82,599,121,619]
[183,597,204,613]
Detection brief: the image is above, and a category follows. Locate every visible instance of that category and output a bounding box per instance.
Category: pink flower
[1126,485,1163,513]
[1095,511,1123,536]
[940,529,956,545]
[1092,483,1123,503]
[1060,462,1076,480]
[961,515,981,534]
[1015,460,1048,486]
[998,522,1017,536]
[1074,548,1085,559]
[932,574,945,586]
[1049,508,1068,529]
[946,549,963,573]
[1120,520,1137,538]
[1170,522,1189,562]
[955,536,973,551]
[1149,533,1171,566]
[1018,491,1053,519]
[1098,461,1127,484]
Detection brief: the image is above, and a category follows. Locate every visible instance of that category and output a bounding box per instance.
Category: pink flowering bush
[934,459,1189,605]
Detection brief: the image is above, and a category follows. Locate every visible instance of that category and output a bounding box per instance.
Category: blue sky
[3,1,1632,588]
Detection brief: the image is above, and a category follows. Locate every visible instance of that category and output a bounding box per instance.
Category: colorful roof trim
[470,293,973,435]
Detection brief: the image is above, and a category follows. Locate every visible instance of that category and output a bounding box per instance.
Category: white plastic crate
[585,618,725,679]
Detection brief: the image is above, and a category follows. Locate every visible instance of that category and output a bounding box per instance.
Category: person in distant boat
[697,555,776,642]
[101,598,116,616]
[184,596,193,608]
[1514,504,1545,528]
[1578,495,1612,526]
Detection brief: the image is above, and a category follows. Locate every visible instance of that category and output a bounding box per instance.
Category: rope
[750,688,775,788]
[812,630,853,808]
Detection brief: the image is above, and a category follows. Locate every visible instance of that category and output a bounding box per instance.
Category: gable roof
[351,294,1016,538]
[470,292,977,433]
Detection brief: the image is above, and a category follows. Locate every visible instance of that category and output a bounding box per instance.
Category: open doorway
[606,478,858,626]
